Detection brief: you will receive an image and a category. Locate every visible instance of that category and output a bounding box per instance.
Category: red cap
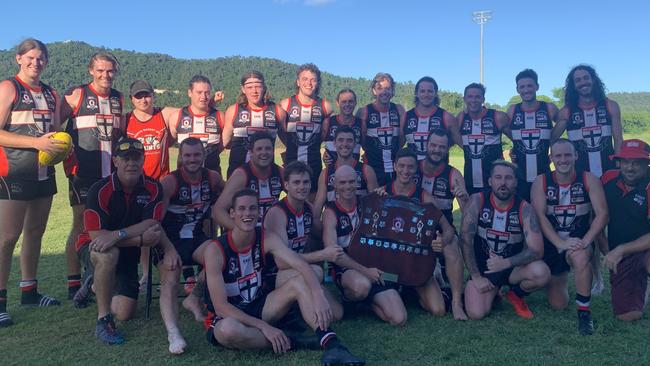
[610,139,650,161]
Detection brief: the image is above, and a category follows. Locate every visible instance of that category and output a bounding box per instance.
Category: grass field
[2,138,650,366]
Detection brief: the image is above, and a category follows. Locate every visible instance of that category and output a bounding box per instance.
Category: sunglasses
[133,92,152,100]
[116,140,144,152]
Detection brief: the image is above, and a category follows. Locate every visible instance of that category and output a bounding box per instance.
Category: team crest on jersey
[570,183,585,203]
[295,122,314,143]
[328,173,336,187]
[571,112,584,126]
[143,135,161,150]
[536,111,548,122]
[389,111,399,125]
[289,107,300,118]
[434,178,449,196]
[264,111,277,125]
[340,216,351,230]
[269,177,282,193]
[86,97,98,111]
[205,116,218,133]
[181,116,192,129]
[581,126,603,149]
[391,217,405,233]
[480,208,492,223]
[291,236,307,252]
[312,107,322,118]
[377,127,393,147]
[369,114,379,124]
[110,97,121,114]
[304,213,313,228]
[31,109,52,134]
[596,107,608,124]
[413,132,429,153]
[554,204,576,228]
[228,257,238,275]
[238,273,258,303]
[95,114,114,141]
[508,212,520,227]
[520,129,541,151]
[179,187,190,201]
[481,118,495,134]
[633,194,646,206]
[467,134,486,156]
[486,229,510,254]
[513,113,524,126]
[240,111,250,122]
[407,118,417,129]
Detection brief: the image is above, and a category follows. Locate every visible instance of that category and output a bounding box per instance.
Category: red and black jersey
[566,100,615,178]
[77,173,164,251]
[542,171,592,241]
[162,168,220,241]
[64,84,123,179]
[284,95,326,167]
[474,191,524,260]
[229,102,279,175]
[601,170,650,250]
[238,161,283,226]
[403,107,450,161]
[125,108,171,180]
[460,108,503,191]
[510,101,553,183]
[324,201,360,249]
[175,106,223,172]
[323,115,362,162]
[363,103,401,175]
[415,161,455,225]
[386,181,425,204]
[0,76,57,180]
[324,161,369,203]
[267,197,314,254]
[205,227,265,312]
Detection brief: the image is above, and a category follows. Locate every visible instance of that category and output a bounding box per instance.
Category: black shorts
[115,247,140,300]
[542,240,571,276]
[332,264,400,301]
[153,233,210,266]
[477,257,514,288]
[206,292,269,346]
[0,176,56,201]
[68,175,101,206]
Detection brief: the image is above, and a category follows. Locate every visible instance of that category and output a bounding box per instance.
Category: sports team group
[1,38,649,366]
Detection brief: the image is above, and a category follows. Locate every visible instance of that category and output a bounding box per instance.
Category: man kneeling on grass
[203,189,364,366]
[80,138,166,345]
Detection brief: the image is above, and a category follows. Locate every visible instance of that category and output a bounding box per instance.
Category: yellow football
[38,132,73,166]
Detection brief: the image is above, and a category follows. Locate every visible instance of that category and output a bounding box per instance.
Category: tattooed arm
[460,193,482,278]
[508,202,543,267]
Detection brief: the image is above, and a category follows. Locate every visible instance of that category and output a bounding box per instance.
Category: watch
[117,230,128,240]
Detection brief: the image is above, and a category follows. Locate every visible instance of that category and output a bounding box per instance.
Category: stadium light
[472,10,492,84]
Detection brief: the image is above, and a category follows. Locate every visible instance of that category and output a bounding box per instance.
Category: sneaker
[95,315,125,345]
[183,276,197,296]
[322,345,365,366]
[73,275,94,308]
[504,290,533,319]
[20,293,60,307]
[0,312,13,328]
[578,311,594,336]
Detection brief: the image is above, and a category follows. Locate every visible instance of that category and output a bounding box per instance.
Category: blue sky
[2,0,648,105]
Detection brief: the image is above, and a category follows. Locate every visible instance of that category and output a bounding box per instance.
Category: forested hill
[0,41,463,113]
[1,41,649,131]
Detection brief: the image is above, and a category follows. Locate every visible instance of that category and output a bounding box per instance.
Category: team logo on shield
[32,109,52,134]
[413,132,428,153]
[581,126,603,149]
[520,128,541,151]
[391,217,405,233]
[22,92,33,105]
[295,122,314,143]
[467,134,485,156]
[377,127,393,147]
[237,272,258,303]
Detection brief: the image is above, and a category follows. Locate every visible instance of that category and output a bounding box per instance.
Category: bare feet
[452,301,468,321]
[182,293,205,322]
[168,331,187,355]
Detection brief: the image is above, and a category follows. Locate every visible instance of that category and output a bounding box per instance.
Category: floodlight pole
[472,10,492,84]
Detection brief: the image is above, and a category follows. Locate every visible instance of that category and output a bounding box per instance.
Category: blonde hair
[16,38,49,62]
[88,52,120,73]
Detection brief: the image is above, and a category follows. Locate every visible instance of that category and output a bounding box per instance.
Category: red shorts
[610,250,650,316]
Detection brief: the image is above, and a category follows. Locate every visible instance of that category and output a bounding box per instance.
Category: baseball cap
[609,139,650,161]
[114,137,144,157]
[129,80,153,96]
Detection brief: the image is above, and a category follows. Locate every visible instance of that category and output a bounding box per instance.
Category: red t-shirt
[125,108,171,180]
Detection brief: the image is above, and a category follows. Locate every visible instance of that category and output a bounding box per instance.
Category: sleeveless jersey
[274,197,314,254]
[239,161,283,225]
[566,100,615,177]
[460,108,503,190]
[229,102,278,173]
[417,161,455,225]
[324,161,368,202]
[284,95,325,167]
[125,108,171,180]
[542,171,592,240]
[324,201,360,249]
[323,115,362,162]
[363,103,401,175]
[175,106,223,172]
[474,191,525,258]
[206,228,264,312]
[404,107,449,161]
[0,77,57,180]
[65,84,123,178]
[510,102,553,182]
[386,181,425,204]
[162,168,219,240]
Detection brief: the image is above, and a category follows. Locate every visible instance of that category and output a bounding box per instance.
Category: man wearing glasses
[77,138,168,345]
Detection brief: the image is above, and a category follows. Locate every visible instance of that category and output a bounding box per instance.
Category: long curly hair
[564,64,606,110]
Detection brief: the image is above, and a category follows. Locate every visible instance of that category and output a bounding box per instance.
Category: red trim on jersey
[75,232,91,252]
[98,179,114,215]
[284,197,304,216]
[212,240,227,272]
[15,76,41,93]
[372,102,389,113]
[188,105,208,118]
[414,106,438,119]
[72,86,84,117]
[0,147,8,176]
[391,182,417,198]
[180,168,202,185]
[84,209,102,231]
[601,169,620,185]
[490,192,514,213]
[216,109,224,129]
[247,103,267,113]
[88,83,109,98]
[335,200,357,214]
[295,94,316,108]
[226,230,255,254]
[249,161,271,180]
